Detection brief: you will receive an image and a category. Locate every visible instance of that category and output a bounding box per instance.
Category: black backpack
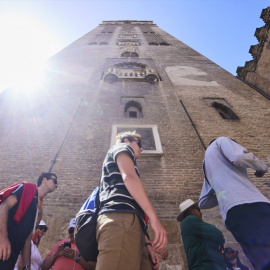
[75,186,100,262]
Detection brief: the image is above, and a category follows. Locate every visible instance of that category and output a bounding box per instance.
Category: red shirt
[46,240,85,270]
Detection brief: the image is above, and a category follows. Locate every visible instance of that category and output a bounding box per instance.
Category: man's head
[116,131,143,159]
[68,218,76,242]
[36,172,58,198]
[36,220,48,238]
[37,172,58,187]
[224,247,239,264]
[177,199,202,222]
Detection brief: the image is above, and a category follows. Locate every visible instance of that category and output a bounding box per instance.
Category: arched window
[124,100,143,118]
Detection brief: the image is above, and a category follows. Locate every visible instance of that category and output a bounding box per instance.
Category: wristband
[75,254,81,263]
[145,242,152,247]
[22,265,31,270]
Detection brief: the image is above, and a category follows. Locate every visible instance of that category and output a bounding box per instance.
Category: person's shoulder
[12,183,24,193]
[110,143,135,160]
[181,215,199,226]
[110,143,131,152]
[181,215,200,233]
[210,137,228,146]
[11,183,24,199]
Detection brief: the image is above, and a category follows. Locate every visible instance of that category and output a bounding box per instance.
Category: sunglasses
[68,228,75,234]
[49,177,58,185]
[38,225,48,232]
[129,139,142,148]
[191,206,201,212]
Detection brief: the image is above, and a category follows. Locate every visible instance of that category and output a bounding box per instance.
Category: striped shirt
[99,143,145,230]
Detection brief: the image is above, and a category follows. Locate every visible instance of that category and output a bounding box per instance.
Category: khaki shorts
[96,212,151,270]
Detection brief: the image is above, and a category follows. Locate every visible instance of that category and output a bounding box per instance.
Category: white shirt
[199,137,269,221]
[14,241,43,270]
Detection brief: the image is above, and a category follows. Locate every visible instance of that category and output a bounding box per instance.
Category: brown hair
[115,131,141,144]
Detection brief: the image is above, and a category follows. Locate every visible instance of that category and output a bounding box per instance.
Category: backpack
[75,186,100,262]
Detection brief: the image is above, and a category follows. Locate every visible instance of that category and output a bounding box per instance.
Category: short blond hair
[115,131,141,144]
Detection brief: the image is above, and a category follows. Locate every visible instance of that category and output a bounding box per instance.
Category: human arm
[198,179,218,209]
[145,236,160,269]
[63,247,96,270]
[40,243,64,270]
[78,256,96,270]
[15,253,23,270]
[116,152,167,251]
[20,233,32,270]
[0,194,17,261]
[219,137,268,175]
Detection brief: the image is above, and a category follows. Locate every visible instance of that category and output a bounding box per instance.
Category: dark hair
[182,209,191,220]
[37,172,57,187]
[224,248,249,270]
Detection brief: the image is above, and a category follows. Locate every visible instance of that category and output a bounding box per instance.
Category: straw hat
[177,199,198,222]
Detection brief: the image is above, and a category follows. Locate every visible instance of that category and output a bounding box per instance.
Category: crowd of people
[0,132,269,270]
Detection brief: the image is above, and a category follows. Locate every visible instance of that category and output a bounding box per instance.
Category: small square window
[111,124,163,156]
[129,111,137,118]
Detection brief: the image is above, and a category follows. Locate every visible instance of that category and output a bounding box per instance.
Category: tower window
[211,102,239,120]
[124,100,142,118]
[129,111,137,118]
[111,124,163,156]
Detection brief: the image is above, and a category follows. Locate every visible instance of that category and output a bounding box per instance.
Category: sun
[0,12,59,94]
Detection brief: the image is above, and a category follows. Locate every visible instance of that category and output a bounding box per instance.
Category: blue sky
[0,0,269,92]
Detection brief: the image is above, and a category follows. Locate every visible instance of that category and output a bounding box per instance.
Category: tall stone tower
[0,20,269,269]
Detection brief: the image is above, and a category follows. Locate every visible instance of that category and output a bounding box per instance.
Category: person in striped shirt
[96,131,167,270]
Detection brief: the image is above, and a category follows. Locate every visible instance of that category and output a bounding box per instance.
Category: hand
[0,236,11,261]
[158,247,168,260]
[219,245,224,254]
[146,245,160,270]
[254,170,265,177]
[54,243,65,258]
[63,247,76,260]
[149,217,167,251]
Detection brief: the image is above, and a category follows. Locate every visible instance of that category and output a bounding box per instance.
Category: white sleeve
[219,138,268,173]
[199,179,218,209]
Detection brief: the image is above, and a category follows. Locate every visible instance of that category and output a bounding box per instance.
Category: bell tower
[0,19,269,268]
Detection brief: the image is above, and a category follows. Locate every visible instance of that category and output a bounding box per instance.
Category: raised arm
[219,138,268,174]
[41,243,64,270]
[0,194,17,260]
[116,152,167,251]
[62,247,96,270]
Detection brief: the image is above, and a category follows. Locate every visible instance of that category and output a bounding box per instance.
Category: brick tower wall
[0,20,269,269]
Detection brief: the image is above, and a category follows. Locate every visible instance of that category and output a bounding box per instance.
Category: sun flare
[0,12,59,94]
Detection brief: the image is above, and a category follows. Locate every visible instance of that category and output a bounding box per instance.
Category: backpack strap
[203,161,211,186]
